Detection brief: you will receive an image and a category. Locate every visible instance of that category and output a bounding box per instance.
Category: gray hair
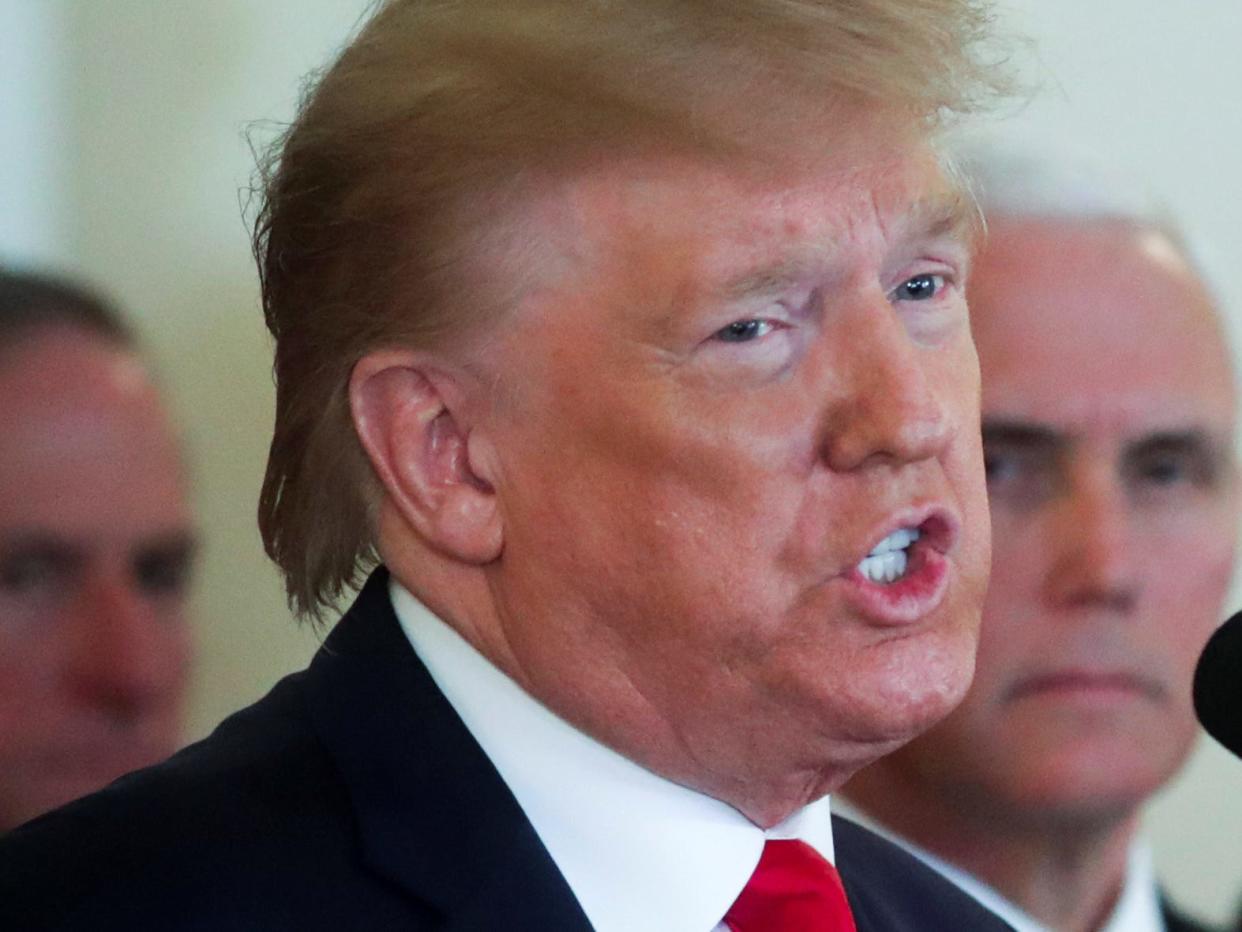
[955,132,1225,309]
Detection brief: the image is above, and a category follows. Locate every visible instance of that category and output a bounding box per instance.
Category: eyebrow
[719,187,978,304]
[980,420,1067,453]
[135,531,200,564]
[0,529,199,561]
[1123,428,1228,463]
[983,420,1232,467]
[894,185,982,249]
[722,259,817,303]
[0,534,88,570]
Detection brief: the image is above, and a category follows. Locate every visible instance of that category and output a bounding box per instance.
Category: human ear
[349,350,502,564]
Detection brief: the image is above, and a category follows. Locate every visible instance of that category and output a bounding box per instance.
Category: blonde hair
[254,0,1007,620]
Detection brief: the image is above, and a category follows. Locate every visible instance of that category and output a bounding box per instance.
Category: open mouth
[842,511,955,625]
[856,526,920,585]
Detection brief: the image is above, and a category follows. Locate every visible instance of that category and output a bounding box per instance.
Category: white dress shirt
[391,581,837,932]
[836,801,1166,932]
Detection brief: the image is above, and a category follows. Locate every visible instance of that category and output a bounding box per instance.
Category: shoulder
[0,671,418,931]
[1161,894,1223,932]
[833,815,1016,932]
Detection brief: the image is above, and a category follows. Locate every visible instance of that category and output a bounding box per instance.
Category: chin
[844,623,979,752]
[1036,748,1188,814]
[1008,780,1157,832]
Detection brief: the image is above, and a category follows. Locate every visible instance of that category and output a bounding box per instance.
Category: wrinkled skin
[449,147,993,824]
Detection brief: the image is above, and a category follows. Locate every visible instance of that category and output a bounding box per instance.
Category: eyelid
[706,292,807,341]
[892,252,960,284]
[1127,448,1216,485]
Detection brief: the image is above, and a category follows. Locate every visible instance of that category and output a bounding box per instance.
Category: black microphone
[1194,610,1242,758]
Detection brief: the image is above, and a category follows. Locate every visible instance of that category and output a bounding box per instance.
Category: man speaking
[0,1,1007,928]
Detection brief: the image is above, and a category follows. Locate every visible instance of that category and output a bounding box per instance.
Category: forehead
[537,142,970,289]
[0,330,189,541]
[970,219,1236,438]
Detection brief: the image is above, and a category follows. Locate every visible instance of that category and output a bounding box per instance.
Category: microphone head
[1194,610,1242,758]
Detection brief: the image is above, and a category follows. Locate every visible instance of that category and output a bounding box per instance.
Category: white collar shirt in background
[836,801,1165,932]
[391,580,837,932]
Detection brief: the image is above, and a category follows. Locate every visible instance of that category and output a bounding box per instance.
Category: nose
[817,294,958,472]
[67,570,185,722]
[1043,464,1139,613]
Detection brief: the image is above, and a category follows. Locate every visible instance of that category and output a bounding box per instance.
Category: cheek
[1144,528,1236,676]
[981,500,1046,600]
[159,625,194,694]
[1136,497,1236,619]
[955,511,1044,705]
[0,638,64,754]
[939,335,989,558]
[0,631,59,698]
[968,604,1036,702]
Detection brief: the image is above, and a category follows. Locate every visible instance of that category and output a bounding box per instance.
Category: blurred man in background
[0,269,196,831]
[842,146,1239,932]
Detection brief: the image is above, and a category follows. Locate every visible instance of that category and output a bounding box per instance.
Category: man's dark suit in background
[1161,898,1219,932]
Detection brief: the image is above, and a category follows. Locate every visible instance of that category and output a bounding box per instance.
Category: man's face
[879,219,1239,826]
[0,329,195,830]
[468,146,991,810]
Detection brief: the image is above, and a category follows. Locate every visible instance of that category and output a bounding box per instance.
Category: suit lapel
[302,569,593,930]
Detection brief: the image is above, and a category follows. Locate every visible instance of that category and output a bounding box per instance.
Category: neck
[842,769,1138,932]
[383,541,846,829]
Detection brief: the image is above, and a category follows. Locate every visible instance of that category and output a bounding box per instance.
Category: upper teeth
[857,527,920,584]
[866,527,920,556]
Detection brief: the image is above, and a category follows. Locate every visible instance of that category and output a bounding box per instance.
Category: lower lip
[841,540,950,626]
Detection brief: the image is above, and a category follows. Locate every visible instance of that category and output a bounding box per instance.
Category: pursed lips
[1005,669,1167,704]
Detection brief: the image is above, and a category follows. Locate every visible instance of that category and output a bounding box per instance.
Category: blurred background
[2,0,1240,922]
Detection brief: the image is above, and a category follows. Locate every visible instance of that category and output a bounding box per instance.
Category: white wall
[1,0,380,737]
[27,0,383,743]
[0,2,71,267]
[2,0,1240,923]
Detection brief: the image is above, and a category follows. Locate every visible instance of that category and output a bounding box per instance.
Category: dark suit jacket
[0,569,1013,931]
[1162,895,1220,932]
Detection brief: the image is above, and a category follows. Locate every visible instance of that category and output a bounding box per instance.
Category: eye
[1124,445,1217,496]
[983,448,1038,490]
[0,543,77,597]
[714,319,775,343]
[983,444,1059,508]
[132,540,197,598]
[0,553,61,594]
[892,273,946,302]
[1135,453,1187,486]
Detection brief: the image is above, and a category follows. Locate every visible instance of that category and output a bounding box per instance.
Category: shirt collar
[390,580,835,932]
[1099,842,1163,932]
[836,800,1165,932]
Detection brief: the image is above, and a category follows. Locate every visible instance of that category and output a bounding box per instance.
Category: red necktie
[725,839,858,932]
